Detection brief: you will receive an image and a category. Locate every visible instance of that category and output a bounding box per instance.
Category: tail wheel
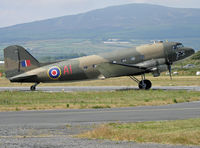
[30,82,40,91]
[138,80,152,90]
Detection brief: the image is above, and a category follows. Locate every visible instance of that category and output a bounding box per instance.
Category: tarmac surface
[0,101,200,148]
[0,86,200,92]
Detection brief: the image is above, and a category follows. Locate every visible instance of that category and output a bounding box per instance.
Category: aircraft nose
[186,48,195,56]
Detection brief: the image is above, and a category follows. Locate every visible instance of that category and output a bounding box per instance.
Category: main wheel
[138,80,152,90]
[30,85,36,91]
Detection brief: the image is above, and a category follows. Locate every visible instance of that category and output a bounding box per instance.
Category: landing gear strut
[130,74,152,90]
[30,82,40,91]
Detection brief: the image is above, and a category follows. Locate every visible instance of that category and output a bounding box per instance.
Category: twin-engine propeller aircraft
[4,41,194,91]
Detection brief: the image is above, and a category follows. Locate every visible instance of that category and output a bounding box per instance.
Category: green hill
[172,51,200,75]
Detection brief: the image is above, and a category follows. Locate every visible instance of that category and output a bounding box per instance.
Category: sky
[0,0,200,28]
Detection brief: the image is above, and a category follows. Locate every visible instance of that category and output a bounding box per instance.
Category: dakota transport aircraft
[4,41,194,91]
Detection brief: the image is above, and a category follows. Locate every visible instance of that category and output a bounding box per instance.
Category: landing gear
[138,80,152,90]
[130,74,152,90]
[30,82,40,91]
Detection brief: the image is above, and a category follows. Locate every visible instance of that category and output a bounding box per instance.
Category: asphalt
[0,101,200,148]
[0,86,200,92]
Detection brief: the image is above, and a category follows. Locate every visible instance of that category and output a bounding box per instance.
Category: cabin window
[173,45,177,50]
[130,57,135,61]
[121,59,127,63]
[140,55,145,60]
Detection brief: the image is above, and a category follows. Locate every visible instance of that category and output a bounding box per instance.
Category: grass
[78,118,200,146]
[0,90,199,111]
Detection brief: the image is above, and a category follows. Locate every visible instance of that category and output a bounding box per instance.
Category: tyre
[138,80,152,90]
[30,85,36,91]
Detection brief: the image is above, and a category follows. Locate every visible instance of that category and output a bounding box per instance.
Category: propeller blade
[166,57,172,80]
[168,64,172,80]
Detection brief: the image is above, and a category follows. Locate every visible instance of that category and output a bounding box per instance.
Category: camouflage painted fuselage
[4,41,194,84]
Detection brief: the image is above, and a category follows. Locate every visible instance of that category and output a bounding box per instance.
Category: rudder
[4,45,40,78]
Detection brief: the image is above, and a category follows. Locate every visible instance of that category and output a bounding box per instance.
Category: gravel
[0,124,199,148]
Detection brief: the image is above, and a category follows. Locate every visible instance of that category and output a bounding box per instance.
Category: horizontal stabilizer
[9,74,37,83]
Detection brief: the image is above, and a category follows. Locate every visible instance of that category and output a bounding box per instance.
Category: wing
[96,62,149,78]
[96,58,167,78]
[110,62,148,70]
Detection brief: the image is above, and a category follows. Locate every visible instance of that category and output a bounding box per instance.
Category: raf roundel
[47,66,61,80]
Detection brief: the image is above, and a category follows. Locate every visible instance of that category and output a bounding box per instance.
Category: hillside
[0,4,200,43]
[173,51,200,75]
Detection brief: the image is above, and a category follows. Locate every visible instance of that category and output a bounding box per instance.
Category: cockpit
[168,42,195,62]
[173,43,184,50]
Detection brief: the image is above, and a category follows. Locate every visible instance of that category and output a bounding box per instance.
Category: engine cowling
[151,65,168,77]
[135,58,167,77]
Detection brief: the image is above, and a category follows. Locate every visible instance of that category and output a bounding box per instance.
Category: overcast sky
[0,0,200,28]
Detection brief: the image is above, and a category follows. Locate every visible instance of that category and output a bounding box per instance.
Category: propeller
[166,57,173,80]
[167,64,172,80]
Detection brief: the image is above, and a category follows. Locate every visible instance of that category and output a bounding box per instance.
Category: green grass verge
[78,118,200,145]
[0,90,199,111]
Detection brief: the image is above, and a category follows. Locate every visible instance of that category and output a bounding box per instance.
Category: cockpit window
[173,45,177,50]
[176,43,184,49]
[173,43,184,50]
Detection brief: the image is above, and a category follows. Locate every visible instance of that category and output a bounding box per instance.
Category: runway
[0,101,200,147]
[1,101,200,125]
[0,86,200,92]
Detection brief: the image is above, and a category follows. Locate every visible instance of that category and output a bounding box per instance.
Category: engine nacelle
[151,65,168,77]
[135,58,167,77]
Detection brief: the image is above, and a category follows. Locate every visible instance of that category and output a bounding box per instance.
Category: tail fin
[4,45,40,78]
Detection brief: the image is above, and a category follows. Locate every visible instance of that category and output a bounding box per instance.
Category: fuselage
[9,41,194,83]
